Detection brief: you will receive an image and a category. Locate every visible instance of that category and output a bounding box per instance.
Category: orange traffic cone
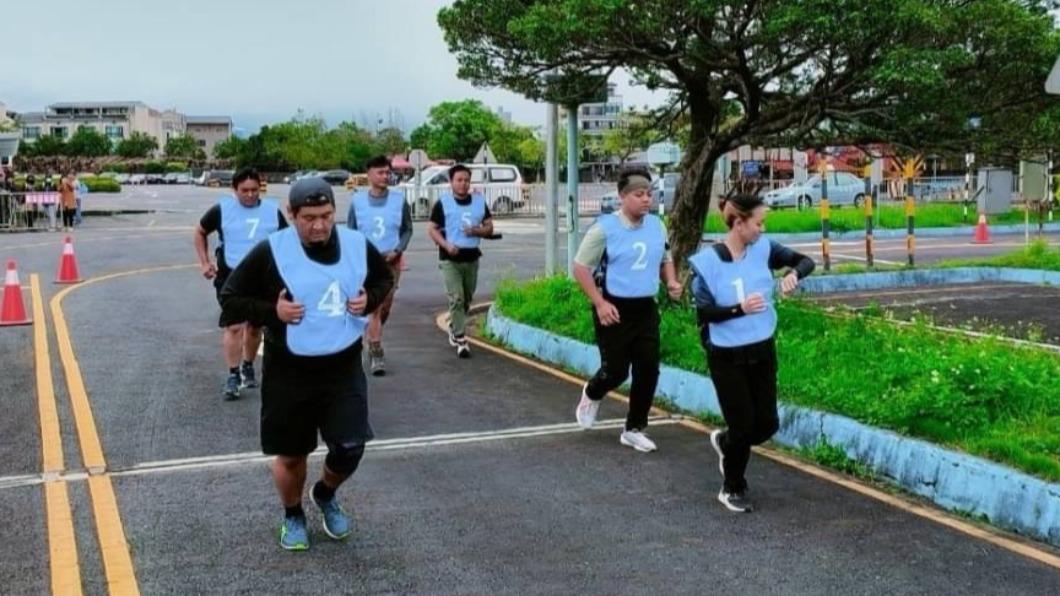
[1,260,31,326]
[973,213,991,244]
[55,236,82,284]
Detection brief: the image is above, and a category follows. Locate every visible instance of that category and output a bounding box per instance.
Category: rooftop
[49,101,147,109]
[186,116,232,125]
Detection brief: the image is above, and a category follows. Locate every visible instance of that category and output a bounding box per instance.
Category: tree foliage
[439,0,1060,267]
[115,132,159,159]
[64,127,113,157]
[165,134,206,160]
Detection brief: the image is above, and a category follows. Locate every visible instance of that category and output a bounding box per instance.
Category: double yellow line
[30,268,200,595]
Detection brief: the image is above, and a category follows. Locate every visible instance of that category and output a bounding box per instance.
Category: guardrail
[395,183,616,219]
[0,192,61,231]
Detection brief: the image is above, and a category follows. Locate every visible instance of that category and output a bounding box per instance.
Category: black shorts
[259,342,374,456]
[214,270,245,327]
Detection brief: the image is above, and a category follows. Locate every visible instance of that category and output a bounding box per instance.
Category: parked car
[318,169,351,186]
[145,173,167,184]
[762,172,867,209]
[284,170,311,184]
[398,163,527,216]
[163,173,179,184]
[114,173,131,184]
[203,170,235,188]
[172,172,192,184]
[345,173,370,190]
[128,174,146,185]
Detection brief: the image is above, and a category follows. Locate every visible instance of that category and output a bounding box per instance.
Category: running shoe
[312,494,351,540]
[619,429,657,453]
[575,383,599,429]
[710,429,726,478]
[718,489,754,513]
[279,516,310,550]
[455,337,471,358]
[223,372,240,401]
[369,344,386,376]
[240,362,258,389]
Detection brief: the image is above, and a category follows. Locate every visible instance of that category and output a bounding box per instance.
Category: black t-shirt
[429,195,492,262]
[199,201,288,274]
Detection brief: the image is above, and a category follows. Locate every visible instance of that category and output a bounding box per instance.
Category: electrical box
[976,168,1014,214]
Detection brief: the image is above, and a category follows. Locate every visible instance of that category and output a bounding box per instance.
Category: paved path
[0,187,1056,594]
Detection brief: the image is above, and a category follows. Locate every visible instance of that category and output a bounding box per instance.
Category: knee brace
[324,443,366,476]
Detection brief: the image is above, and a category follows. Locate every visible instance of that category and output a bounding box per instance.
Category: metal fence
[398,183,616,219]
[0,192,61,231]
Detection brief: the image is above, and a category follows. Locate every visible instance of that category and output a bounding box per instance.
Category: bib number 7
[246,218,260,239]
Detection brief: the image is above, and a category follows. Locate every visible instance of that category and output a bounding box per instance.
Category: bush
[144,161,166,174]
[494,276,1060,481]
[79,176,121,193]
[101,163,126,173]
[165,161,188,173]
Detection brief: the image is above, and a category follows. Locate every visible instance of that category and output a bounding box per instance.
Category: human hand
[200,261,217,280]
[741,292,767,314]
[779,272,799,297]
[347,289,367,316]
[595,300,621,326]
[276,288,305,324]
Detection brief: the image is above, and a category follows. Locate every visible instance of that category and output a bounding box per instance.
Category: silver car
[763,172,868,209]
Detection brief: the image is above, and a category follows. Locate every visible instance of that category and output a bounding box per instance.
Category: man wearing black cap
[220,177,394,551]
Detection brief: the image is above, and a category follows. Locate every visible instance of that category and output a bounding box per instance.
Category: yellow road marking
[48,264,192,595]
[31,275,64,475]
[44,481,83,596]
[32,274,85,594]
[463,304,1060,570]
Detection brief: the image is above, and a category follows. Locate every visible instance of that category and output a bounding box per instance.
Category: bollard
[905,195,916,267]
[864,178,874,268]
[820,177,831,272]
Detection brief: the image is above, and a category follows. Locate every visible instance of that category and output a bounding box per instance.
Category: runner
[688,193,815,512]
[220,177,394,550]
[572,168,682,453]
[347,155,413,375]
[193,167,287,400]
[426,164,493,358]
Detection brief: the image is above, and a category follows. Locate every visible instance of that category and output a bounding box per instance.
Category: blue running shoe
[312,495,351,540]
[279,516,309,551]
[223,372,240,401]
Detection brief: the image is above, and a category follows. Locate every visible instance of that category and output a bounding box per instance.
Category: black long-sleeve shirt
[220,229,394,371]
[692,240,815,325]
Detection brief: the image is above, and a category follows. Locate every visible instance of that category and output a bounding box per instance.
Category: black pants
[707,338,779,493]
[586,297,659,431]
[62,208,75,229]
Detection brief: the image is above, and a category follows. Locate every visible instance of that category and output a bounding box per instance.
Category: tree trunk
[668,147,718,274]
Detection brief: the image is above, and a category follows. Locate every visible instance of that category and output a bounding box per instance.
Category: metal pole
[545,103,559,276]
[566,105,580,278]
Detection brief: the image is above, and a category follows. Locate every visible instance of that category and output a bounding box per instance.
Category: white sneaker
[455,338,471,358]
[575,384,600,429]
[620,429,657,453]
[710,429,725,478]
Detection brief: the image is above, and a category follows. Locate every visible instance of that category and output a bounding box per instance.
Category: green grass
[704,203,1032,234]
[938,239,1060,272]
[494,277,1060,482]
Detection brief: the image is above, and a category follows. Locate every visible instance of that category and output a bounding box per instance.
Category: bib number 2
[317,281,345,317]
[631,242,648,271]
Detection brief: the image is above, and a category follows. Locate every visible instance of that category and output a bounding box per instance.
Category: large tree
[165,134,206,160]
[115,132,159,159]
[410,99,506,160]
[65,127,112,157]
[439,0,1060,267]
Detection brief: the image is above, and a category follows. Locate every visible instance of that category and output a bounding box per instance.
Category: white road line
[0,417,680,489]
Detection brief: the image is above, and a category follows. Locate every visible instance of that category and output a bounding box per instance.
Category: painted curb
[798,267,1060,294]
[703,222,1060,243]
[486,305,1060,547]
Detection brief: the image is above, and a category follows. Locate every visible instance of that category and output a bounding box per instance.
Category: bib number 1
[731,278,746,304]
[317,281,345,317]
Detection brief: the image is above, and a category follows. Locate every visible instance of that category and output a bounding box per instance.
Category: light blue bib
[441,193,486,248]
[268,227,369,356]
[220,196,280,268]
[599,213,665,298]
[688,237,777,347]
[351,189,404,253]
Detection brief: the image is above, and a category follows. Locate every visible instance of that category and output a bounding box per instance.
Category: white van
[398,163,527,217]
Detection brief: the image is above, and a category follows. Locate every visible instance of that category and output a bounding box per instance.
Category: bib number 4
[317,281,345,318]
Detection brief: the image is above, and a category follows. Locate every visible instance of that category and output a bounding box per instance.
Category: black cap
[289,177,334,210]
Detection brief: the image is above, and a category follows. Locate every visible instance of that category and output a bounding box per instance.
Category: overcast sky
[2,0,666,134]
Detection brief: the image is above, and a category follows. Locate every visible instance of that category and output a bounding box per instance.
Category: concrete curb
[798,267,1060,294]
[703,222,1060,243]
[485,305,1060,547]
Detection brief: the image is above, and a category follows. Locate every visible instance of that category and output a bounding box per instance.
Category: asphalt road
[0,185,1057,595]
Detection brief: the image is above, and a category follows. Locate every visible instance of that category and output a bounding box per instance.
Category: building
[185,116,232,158]
[13,100,233,157]
[0,102,14,128]
[561,82,623,136]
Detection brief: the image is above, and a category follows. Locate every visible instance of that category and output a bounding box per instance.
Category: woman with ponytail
[687,194,815,512]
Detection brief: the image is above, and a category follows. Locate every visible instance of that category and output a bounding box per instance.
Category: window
[489,168,517,182]
[51,127,68,139]
[104,125,124,139]
[470,169,486,183]
[23,126,40,139]
[198,139,206,147]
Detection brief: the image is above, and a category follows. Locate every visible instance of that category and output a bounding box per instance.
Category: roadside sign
[646,142,681,166]
[1047,55,1060,95]
[409,149,429,171]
